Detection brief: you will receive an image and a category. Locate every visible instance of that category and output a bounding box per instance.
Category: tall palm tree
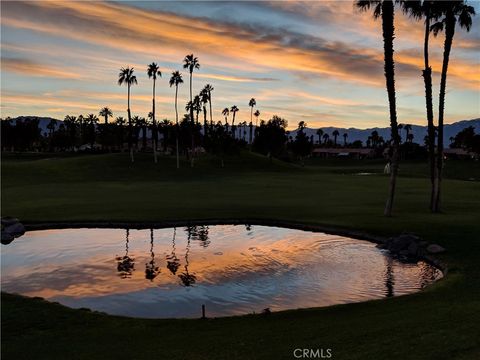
[118,67,137,163]
[248,98,256,144]
[343,133,348,146]
[200,89,209,136]
[430,1,475,212]
[230,105,239,127]
[332,130,340,145]
[203,84,214,123]
[169,71,183,169]
[356,0,401,217]
[147,62,162,163]
[402,1,438,208]
[99,107,113,124]
[222,107,229,125]
[183,54,200,167]
[183,54,200,124]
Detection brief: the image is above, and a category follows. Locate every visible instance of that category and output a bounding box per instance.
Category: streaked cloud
[0,1,478,128]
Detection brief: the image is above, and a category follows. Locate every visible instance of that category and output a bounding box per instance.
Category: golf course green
[2,152,480,360]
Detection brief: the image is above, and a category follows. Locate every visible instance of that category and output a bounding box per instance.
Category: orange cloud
[1,57,82,79]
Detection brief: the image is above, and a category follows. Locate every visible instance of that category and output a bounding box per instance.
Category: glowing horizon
[1,1,479,130]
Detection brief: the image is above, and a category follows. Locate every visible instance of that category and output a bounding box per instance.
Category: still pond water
[1,225,442,318]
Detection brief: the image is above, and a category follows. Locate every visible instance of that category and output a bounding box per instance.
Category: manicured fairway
[2,152,480,360]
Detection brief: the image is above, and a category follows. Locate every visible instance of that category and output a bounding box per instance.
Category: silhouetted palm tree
[200,90,209,135]
[183,54,200,123]
[316,128,323,144]
[99,107,113,125]
[222,107,229,125]
[248,98,256,144]
[118,67,137,163]
[230,105,239,133]
[85,113,99,149]
[147,62,162,163]
[357,0,401,217]
[343,133,348,146]
[183,54,200,167]
[203,84,214,123]
[254,109,260,126]
[402,1,439,209]
[193,95,202,124]
[332,130,340,145]
[169,70,183,169]
[430,0,475,212]
[114,116,126,148]
[322,133,329,144]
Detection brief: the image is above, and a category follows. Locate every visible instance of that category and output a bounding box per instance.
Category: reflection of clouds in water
[1,225,443,318]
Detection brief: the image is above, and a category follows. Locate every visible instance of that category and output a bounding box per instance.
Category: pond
[1,225,442,318]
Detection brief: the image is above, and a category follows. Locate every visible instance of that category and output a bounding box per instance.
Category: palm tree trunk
[209,92,213,124]
[382,0,400,217]
[127,84,134,163]
[175,85,180,169]
[189,71,195,167]
[203,107,208,138]
[153,79,158,164]
[422,11,436,210]
[433,13,455,213]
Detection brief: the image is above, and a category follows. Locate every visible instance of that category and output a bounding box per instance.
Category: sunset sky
[1,1,479,129]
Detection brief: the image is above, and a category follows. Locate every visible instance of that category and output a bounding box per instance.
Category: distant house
[312,148,375,159]
[444,148,477,160]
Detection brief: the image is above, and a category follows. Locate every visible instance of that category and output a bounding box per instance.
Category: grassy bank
[2,152,480,360]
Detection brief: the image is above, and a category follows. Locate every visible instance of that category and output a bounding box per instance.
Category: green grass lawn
[2,151,480,360]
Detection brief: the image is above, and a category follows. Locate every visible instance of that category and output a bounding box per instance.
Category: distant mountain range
[6,116,480,144]
[288,119,480,144]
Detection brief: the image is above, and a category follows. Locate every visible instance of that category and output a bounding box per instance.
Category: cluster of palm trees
[356,0,475,215]
[117,54,261,168]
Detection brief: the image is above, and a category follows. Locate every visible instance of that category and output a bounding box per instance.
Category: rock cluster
[377,233,445,259]
[1,217,26,245]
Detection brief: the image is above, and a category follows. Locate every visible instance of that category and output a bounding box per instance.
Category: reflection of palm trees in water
[145,229,160,281]
[116,229,135,279]
[178,230,197,286]
[166,227,181,275]
[186,225,210,248]
[384,256,394,297]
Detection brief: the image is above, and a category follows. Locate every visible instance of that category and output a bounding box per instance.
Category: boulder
[4,222,25,237]
[426,244,446,254]
[1,217,19,227]
[1,231,15,245]
[400,232,421,243]
[407,242,419,257]
[388,234,416,252]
